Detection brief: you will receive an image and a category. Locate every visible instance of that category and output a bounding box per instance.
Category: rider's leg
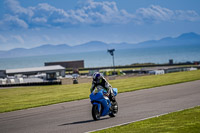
[109,88,116,102]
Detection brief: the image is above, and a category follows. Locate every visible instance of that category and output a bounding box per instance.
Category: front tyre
[92,105,100,120]
[109,101,118,117]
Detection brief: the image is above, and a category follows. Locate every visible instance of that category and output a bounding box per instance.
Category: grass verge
[0,70,200,113]
[94,106,200,133]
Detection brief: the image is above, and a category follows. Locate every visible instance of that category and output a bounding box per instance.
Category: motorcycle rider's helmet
[93,72,103,84]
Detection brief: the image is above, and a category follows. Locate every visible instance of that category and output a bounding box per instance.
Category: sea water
[0,45,200,70]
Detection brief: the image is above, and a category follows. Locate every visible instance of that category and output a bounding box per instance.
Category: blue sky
[0,0,200,50]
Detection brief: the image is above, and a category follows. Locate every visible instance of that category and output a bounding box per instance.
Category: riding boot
[110,93,116,102]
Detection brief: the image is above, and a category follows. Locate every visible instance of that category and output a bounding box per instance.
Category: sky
[0,0,200,50]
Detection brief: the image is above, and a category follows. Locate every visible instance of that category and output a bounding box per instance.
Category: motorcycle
[89,86,118,120]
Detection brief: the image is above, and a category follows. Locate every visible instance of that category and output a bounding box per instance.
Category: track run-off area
[0,80,200,133]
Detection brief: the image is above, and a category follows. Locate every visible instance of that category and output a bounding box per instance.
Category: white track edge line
[85,105,200,133]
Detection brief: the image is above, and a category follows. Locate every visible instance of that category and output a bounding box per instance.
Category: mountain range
[0,32,200,58]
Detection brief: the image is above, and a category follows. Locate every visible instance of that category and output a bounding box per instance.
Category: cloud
[0,35,8,43]
[12,35,25,44]
[175,10,200,21]
[136,5,200,23]
[136,5,174,23]
[3,14,29,29]
[0,34,24,45]
[32,17,47,23]
[1,0,135,29]
[76,0,135,24]
[1,0,200,30]
[5,0,33,17]
[43,35,51,41]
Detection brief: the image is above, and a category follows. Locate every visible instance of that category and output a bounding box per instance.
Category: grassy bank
[95,106,200,133]
[0,70,200,113]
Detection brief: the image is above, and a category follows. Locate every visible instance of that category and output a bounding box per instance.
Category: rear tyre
[109,101,118,117]
[92,105,100,120]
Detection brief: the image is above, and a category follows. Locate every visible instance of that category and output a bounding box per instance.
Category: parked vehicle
[90,86,118,120]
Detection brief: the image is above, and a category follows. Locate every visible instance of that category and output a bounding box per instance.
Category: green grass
[94,106,200,133]
[0,70,200,113]
[109,70,200,93]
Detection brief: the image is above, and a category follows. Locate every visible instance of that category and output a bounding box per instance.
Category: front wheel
[109,101,118,117]
[92,104,101,120]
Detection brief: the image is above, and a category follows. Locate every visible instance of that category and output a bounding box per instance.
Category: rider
[90,72,116,102]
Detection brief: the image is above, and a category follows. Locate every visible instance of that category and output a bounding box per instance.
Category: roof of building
[45,60,84,64]
[45,60,84,68]
[6,65,65,74]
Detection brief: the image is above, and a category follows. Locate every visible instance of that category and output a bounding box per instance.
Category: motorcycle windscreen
[113,88,118,96]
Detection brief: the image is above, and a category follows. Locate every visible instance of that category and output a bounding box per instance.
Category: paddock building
[6,65,66,79]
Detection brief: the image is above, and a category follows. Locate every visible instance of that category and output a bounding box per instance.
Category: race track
[0,80,200,133]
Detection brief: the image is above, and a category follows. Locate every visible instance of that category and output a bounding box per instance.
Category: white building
[6,65,66,80]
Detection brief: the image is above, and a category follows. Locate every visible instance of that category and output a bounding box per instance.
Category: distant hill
[0,32,200,58]
[135,32,200,48]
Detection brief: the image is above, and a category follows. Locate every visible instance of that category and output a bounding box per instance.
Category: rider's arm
[104,82,112,92]
[90,82,95,93]
[102,77,112,92]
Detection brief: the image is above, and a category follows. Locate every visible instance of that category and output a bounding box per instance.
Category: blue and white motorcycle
[90,86,118,120]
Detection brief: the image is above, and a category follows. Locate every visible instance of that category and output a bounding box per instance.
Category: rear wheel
[92,105,101,120]
[109,101,118,117]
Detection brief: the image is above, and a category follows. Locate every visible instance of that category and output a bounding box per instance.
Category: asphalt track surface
[0,80,200,133]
